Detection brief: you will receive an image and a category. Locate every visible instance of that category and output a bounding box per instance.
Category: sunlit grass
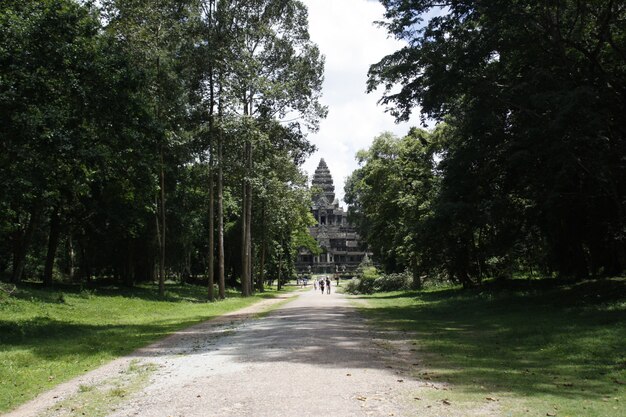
[356,278,626,416]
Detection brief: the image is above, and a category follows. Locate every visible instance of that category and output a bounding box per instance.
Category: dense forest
[347,0,626,288]
[2,0,625,297]
[0,0,325,298]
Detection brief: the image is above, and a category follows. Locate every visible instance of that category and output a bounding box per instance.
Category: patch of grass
[355,277,626,417]
[40,361,157,417]
[0,282,288,413]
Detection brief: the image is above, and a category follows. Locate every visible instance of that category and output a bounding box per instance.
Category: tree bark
[241,148,250,296]
[208,154,215,301]
[257,204,266,292]
[155,25,165,298]
[277,240,283,291]
[245,141,253,295]
[205,0,216,302]
[411,256,422,290]
[67,234,76,281]
[43,207,62,287]
[217,81,226,300]
[124,239,135,287]
[158,147,166,297]
[259,240,266,292]
[11,206,41,283]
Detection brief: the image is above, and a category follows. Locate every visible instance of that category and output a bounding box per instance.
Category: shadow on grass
[358,277,626,400]
[0,282,288,362]
[6,282,285,305]
[0,315,215,359]
[0,289,293,362]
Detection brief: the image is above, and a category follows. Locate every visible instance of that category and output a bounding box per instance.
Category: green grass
[355,277,626,416]
[39,360,157,417]
[0,282,286,413]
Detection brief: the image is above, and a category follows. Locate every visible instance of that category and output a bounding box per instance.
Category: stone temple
[295,159,371,275]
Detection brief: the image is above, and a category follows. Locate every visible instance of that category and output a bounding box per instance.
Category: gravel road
[7,288,432,417]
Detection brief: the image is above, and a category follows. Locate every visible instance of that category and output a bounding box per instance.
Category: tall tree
[346,128,439,288]
[101,0,197,294]
[368,0,626,279]
[210,0,325,295]
[1,0,105,283]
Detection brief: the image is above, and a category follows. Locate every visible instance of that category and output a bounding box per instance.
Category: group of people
[314,276,332,294]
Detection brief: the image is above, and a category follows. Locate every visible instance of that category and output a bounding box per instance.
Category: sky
[299,0,423,204]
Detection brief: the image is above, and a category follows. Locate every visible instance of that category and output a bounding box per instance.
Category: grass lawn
[355,277,626,417]
[0,282,288,413]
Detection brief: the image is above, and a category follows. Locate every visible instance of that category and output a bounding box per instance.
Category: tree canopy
[355,0,626,284]
[0,0,325,295]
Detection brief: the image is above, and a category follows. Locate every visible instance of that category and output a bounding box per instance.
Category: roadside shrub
[344,277,377,294]
[345,270,415,294]
[374,271,412,292]
[344,278,361,294]
[358,276,377,294]
[344,266,380,294]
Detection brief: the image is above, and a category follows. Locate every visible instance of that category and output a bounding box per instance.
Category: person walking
[325,277,331,294]
[319,278,325,294]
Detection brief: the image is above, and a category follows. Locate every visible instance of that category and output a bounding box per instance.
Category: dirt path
[6,288,485,417]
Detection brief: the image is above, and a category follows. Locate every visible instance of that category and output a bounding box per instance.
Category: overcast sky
[299,0,422,204]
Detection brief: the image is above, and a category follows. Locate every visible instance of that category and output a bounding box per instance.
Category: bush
[344,277,376,294]
[374,271,412,292]
[344,278,361,294]
[345,270,415,294]
[344,266,379,294]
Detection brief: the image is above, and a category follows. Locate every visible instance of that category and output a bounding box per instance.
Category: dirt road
[7,289,432,417]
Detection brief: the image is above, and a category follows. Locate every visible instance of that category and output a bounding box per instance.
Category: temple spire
[312,158,335,203]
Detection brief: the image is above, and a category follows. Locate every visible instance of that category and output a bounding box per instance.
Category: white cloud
[300,0,422,204]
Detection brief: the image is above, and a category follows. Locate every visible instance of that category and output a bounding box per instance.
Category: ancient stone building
[296,159,371,275]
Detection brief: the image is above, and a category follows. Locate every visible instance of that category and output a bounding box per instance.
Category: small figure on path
[319,278,325,294]
[325,277,331,294]
[336,274,340,287]
[314,279,318,290]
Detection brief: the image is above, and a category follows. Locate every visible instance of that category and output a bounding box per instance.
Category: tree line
[0,0,325,298]
[347,0,626,287]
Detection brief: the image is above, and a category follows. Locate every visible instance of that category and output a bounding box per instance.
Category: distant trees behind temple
[0,0,325,296]
[346,1,626,287]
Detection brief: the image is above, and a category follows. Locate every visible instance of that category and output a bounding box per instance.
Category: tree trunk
[257,205,266,293]
[240,182,247,295]
[158,148,166,297]
[241,157,250,296]
[207,0,216,302]
[245,142,253,295]
[155,27,166,297]
[277,245,282,291]
[124,239,135,287]
[217,83,226,300]
[208,155,215,301]
[11,206,41,283]
[411,256,422,290]
[259,239,266,293]
[43,207,62,287]
[67,234,76,281]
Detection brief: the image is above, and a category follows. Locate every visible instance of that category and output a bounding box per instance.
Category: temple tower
[311,158,336,204]
[295,159,372,275]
